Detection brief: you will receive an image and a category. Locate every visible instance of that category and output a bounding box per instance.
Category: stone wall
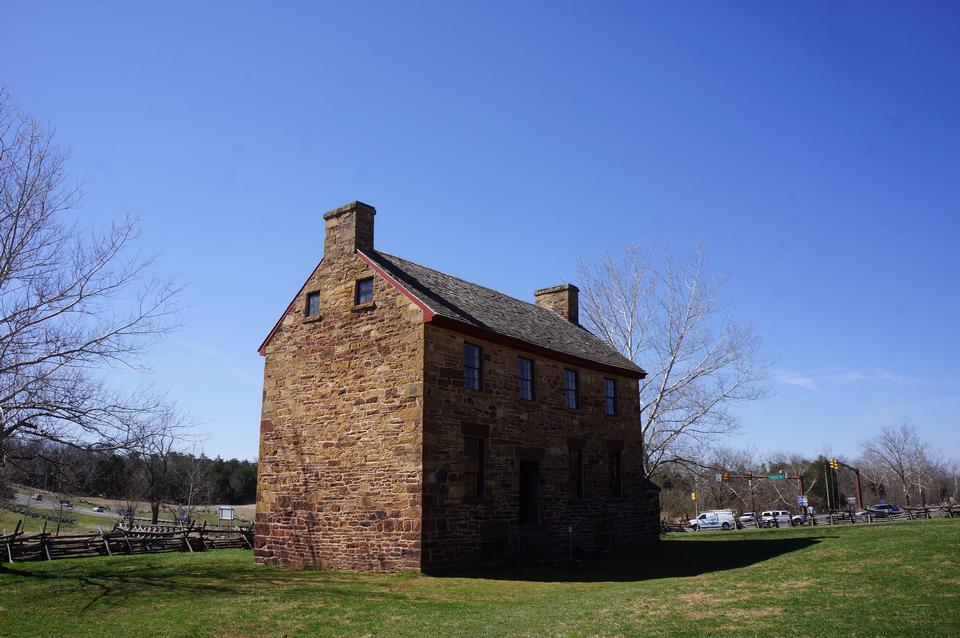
[255,244,425,571]
[421,324,660,571]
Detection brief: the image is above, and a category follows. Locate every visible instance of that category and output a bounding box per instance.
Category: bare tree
[133,411,194,524]
[174,449,210,522]
[578,243,767,476]
[0,88,181,456]
[861,424,929,506]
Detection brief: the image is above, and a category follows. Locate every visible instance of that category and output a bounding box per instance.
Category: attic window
[355,277,374,305]
[305,292,320,317]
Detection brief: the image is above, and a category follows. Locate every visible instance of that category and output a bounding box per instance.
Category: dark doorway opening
[518,461,540,525]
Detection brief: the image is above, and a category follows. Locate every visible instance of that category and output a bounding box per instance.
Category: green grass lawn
[1,520,958,637]
[0,506,117,536]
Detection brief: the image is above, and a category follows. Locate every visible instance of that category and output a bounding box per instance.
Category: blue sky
[4,2,959,460]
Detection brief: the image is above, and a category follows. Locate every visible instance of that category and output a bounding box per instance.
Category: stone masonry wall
[255,246,424,571]
[421,324,660,571]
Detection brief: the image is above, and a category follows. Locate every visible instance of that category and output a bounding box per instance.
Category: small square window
[355,277,374,305]
[305,292,320,317]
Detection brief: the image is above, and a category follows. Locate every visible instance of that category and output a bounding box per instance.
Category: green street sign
[767,474,786,480]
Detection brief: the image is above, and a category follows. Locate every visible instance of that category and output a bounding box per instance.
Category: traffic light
[722,472,730,482]
[829,458,840,470]
[745,470,753,480]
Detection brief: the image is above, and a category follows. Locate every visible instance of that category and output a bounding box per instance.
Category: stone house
[254,201,660,572]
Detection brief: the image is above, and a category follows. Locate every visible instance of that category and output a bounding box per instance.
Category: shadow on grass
[441,535,826,582]
[0,551,424,612]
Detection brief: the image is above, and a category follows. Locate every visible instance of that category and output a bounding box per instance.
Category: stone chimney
[534,284,579,324]
[323,201,376,260]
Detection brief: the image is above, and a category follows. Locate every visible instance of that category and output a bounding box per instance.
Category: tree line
[656,424,959,521]
[1,438,257,510]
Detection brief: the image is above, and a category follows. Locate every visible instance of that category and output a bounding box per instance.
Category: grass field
[1,520,958,637]
[2,486,255,534]
[0,506,115,536]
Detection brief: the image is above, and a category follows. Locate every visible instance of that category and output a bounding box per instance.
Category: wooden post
[182,525,194,553]
[122,529,133,554]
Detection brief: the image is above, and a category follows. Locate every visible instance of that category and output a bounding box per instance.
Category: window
[305,292,320,317]
[464,437,484,497]
[354,277,374,305]
[608,450,622,497]
[603,378,618,416]
[464,343,482,391]
[564,369,579,409]
[568,448,584,499]
[517,357,535,401]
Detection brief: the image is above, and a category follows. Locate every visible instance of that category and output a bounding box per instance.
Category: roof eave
[427,314,646,379]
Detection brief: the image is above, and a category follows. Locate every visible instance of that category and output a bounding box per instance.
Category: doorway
[518,461,540,525]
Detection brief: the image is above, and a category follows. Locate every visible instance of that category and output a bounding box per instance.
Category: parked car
[689,510,736,531]
[760,510,792,528]
[866,503,901,518]
[737,512,760,527]
[33,493,43,501]
[92,505,105,513]
[791,513,808,525]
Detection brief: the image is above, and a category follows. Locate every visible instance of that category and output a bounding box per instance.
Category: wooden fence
[0,520,254,564]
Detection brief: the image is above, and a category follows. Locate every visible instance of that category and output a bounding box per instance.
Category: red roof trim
[357,250,436,320]
[257,259,323,356]
[260,251,644,379]
[426,315,646,379]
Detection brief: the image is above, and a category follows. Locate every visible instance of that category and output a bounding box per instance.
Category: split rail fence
[0,521,254,564]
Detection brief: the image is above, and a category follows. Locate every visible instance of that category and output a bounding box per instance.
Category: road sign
[768,474,786,480]
[715,473,722,482]
[796,495,808,507]
[690,492,697,501]
[846,496,857,506]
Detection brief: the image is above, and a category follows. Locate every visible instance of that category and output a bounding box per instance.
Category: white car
[760,510,791,527]
[738,512,760,527]
[689,510,736,531]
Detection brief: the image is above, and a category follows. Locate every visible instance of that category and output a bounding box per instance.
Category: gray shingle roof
[363,250,644,376]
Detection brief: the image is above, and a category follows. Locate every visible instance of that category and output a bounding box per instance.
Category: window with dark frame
[354,277,374,305]
[517,357,535,401]
[464,343,482,391]
[608,450,622,497]
[603,378,618,416]
[463,437,484,497]
[305,291,320,317]
[564,368,579,409]
[568,448,584,499]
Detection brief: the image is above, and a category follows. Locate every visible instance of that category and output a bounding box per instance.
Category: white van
[689,510,736,531]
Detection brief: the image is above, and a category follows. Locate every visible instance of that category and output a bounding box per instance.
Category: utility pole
[824,460,832,512]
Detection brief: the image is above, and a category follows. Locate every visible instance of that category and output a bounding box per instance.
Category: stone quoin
[254,201,661,572]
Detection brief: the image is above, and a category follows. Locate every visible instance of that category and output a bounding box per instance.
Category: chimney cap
[323,200,377,220]
[534,283,579,297]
